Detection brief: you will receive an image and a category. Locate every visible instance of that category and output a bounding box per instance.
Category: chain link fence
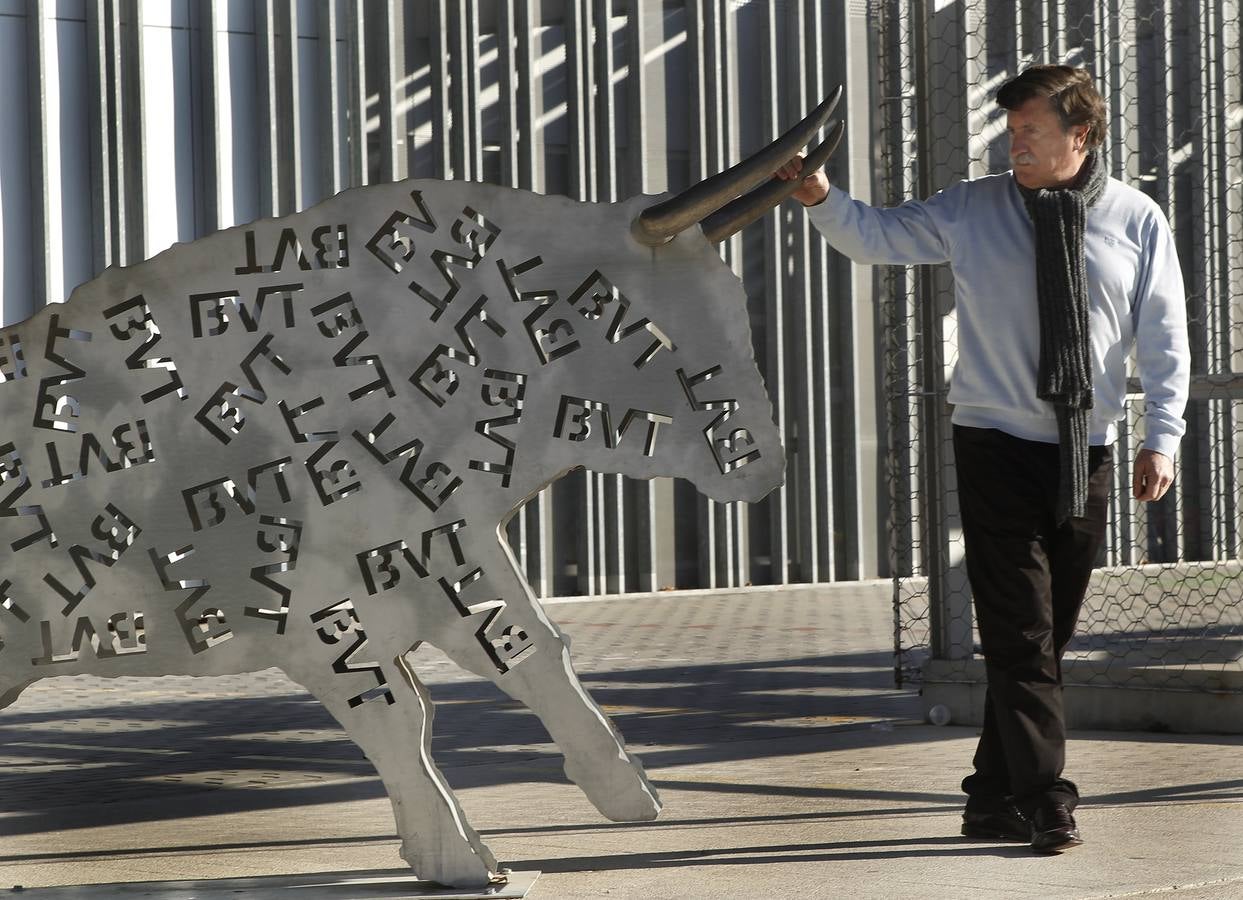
[879,0,1243,725]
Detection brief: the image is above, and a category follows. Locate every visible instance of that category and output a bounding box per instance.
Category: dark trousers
[953,426,1113,816]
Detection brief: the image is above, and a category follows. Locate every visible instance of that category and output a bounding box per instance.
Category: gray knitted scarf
[1016,150,1108,523]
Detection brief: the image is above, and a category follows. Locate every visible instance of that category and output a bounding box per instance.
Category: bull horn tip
[820,84,844,115]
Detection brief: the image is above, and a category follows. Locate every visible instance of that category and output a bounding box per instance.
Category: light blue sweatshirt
[806,173,1190,458]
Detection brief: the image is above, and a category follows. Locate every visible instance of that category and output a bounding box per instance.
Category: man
[777,65,1189,853]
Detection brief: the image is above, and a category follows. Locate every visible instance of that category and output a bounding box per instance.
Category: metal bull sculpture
[0,90,842,887]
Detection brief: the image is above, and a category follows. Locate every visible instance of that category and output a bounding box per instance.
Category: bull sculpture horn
[630,85,844,247]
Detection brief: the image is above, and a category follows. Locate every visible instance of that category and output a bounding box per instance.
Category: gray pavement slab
[3,584,1243,899]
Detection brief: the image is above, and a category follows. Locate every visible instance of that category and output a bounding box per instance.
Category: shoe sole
[961,824,1030,842]
[1031,835,1085,854]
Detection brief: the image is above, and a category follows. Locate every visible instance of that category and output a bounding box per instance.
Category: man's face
[1006,96,1089,189]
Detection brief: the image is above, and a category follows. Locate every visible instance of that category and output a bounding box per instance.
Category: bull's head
[377,85,846,512]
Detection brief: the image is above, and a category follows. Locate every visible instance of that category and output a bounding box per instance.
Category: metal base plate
[6,870,539,899]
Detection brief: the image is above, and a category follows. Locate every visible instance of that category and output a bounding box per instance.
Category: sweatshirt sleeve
[804,183,957,265]
[1132,212,1190,459]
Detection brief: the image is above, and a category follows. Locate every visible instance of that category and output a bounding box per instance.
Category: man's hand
[1133,448,1175,501]
[775,153,830,207]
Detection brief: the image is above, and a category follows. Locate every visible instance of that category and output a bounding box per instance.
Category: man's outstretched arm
[776,152,955,266]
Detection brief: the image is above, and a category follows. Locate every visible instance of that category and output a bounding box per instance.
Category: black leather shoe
[1030,802,1084,853]
[961,803,1030,841]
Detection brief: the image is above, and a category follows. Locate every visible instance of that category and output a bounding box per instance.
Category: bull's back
[0,178,762,691]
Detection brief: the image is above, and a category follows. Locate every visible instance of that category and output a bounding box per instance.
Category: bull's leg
[279,643,497,887]
[443,539,661,822]
[507,633,663,822]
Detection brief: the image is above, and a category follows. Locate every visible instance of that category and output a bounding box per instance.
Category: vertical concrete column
[824,0,886,580]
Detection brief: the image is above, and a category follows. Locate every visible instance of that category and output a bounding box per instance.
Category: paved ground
[3,583,1243,899]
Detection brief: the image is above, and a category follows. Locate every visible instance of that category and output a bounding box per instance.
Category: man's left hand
[1133,449,1175,501]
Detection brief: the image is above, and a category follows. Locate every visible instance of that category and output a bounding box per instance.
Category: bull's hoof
[564,756,662,822]
[403,842,494,888]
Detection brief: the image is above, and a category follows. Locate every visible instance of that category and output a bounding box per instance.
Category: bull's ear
[701,119,845,244]
[630,85,842,247]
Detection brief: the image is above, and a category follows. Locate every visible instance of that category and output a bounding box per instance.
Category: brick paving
[3,583,1243,899]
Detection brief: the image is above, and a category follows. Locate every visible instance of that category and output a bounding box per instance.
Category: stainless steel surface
[0,178,784,885]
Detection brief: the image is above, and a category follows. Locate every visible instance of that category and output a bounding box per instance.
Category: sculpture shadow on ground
[6,645,1240,851]
[0,648,927,833]
[0,868,540,899]
[518,835,1039,874]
